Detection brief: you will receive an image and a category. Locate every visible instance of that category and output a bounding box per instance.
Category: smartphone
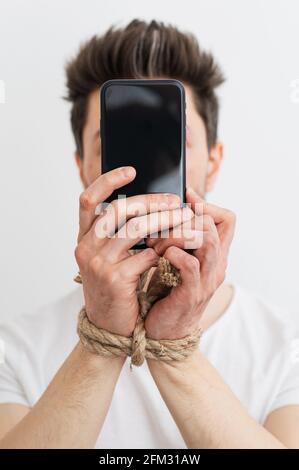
[100,79,186,249]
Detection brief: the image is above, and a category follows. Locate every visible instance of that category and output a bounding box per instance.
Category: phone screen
[100,79,186,249]
[100,79,186,203]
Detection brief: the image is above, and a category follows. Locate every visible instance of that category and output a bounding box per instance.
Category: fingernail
[122,166,135,178]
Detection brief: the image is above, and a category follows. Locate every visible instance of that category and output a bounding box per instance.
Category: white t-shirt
[0,284,299,449]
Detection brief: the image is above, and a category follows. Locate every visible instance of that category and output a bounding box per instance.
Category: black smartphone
[100,79,186,249]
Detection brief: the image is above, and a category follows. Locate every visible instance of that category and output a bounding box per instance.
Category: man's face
[76,82,223,196]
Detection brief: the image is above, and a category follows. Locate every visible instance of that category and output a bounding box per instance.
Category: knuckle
[183,205,194,219]
[165,245,177,258]
[107,199,118,217]
[186,254,200,272]
[127,216,141,234]
[219,272,226,285]
[125,198,141,218]
[225,208,236,222]
[144,193,161,213]
[74,243,88,266]
[79,191,94,210]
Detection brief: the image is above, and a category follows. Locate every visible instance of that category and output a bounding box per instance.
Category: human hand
[75,166,194,337]
[144,187,236,340]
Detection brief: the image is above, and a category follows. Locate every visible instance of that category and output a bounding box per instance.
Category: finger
[186,187,236,255]
[189,215,220,286]
[106,205,194,257]
[150,213,219,285]
[117,248,160,281]
[198,230,220,287]
[145,212,202,247]
[185,187,205,216]
[203,203,235,256]
[78,166,136,242]
[146,214,215,255]
[148,229,203,255]
[163,246,200,289]
[93,192,181,241]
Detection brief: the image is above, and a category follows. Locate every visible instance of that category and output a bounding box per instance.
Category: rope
[75,257,202,368]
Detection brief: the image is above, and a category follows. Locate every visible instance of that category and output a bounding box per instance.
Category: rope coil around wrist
[75,257,202,368]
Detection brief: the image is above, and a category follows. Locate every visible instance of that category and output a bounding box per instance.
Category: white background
[0,0,299,323]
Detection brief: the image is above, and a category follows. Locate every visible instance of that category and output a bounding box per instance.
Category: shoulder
[0,287,84,359]
[233,284,295,337]
[230,284,297,363]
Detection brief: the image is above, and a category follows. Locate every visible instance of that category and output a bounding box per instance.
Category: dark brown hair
[64,19,225,158]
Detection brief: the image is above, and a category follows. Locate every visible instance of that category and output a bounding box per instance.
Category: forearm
[0,342,125,448]
[147,351,286,449]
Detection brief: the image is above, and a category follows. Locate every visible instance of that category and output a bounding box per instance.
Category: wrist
[147,349,200,375]
[147,351,212,399]
[145,317,202,341]
[76,341,127,370]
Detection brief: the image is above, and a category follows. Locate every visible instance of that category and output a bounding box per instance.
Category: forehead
[83,82,206,144]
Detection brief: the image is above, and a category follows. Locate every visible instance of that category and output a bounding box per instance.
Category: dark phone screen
[100,80,186,204]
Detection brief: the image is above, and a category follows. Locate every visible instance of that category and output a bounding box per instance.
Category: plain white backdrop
[0,0,299,323]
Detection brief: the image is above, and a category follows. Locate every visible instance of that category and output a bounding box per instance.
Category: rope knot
[76,257,202,368]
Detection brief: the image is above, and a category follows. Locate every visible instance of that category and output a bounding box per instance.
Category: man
[0,19,298,449]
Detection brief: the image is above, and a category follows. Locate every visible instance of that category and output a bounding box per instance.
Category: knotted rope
[75,257,202,368]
